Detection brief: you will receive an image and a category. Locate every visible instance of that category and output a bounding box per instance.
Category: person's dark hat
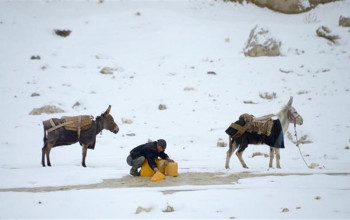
[157,139,167,150]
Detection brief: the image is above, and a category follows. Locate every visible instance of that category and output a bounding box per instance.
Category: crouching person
[126,139,174,176]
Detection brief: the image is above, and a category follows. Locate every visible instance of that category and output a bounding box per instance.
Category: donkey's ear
[104,105,111,115]
[287,96,293,106]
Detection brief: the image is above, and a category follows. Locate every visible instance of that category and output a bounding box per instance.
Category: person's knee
[132,156,145,168]
[126,155,132,166]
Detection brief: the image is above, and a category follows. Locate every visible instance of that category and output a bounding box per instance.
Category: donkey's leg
[45,142,54,167]
[236,144,248,168]
[275,148,281,169]
[269,147,275,168]
[42,145,46,167]
[82,144,88,167]
[225,137,236,169]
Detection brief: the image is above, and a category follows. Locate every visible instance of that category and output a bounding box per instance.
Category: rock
[54,29,71,37]
[135,206,152,214]
[100,67,113,74]
[29,105,64,115]
[72,101,86,110]
[30,92,40,97]
[243,100,257,104]
[339,16,350,27]
[122,118,133,124]
[315,196,321,200]
[217,138,227,148]
[282,208,289,212]
[163,205,175,213]
[207,71,217,75]
[30,55,41,60]
[259,92,277,100]
[158,104,167,110]
[308,163,319,169]
[249,0,311,14]
[243,26,281,57]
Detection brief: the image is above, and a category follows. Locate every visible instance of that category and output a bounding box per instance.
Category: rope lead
[294,121,309,168]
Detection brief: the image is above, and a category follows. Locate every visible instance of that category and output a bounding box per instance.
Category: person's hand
[153,168,158,172]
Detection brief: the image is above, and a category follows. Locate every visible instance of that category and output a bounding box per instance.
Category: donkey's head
[101,105,119,134]
[286,96,303,126]
[277,96,303,133]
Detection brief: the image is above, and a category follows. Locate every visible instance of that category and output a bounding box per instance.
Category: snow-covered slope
[0,0,349,218]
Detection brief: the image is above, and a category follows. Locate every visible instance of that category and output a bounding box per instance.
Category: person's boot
[130,167,140,176]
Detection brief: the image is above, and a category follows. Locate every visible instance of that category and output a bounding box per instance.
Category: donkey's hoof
[82,163,87,167]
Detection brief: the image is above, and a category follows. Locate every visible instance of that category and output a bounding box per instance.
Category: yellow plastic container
[140,159,154,177]
[165,162,178,177]
[151,171,166,182]
[140,159,168,177]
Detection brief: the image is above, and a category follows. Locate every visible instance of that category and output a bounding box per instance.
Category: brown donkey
[42,105,119,167]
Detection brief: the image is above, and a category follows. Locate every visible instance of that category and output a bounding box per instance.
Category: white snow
[1,0,350,218]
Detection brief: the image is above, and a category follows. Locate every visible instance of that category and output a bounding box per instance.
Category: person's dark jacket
[130,141,169,169]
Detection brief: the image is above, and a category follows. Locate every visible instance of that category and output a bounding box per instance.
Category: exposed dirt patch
[1,172,348,193]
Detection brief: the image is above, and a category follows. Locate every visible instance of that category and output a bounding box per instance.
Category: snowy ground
[0,0,350,218]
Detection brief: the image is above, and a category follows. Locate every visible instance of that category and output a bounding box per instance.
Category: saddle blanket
[227,113,275,138]
[61,115,93,131]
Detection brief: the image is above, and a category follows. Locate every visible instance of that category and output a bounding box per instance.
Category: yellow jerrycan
[140,159,155,177]
[140,159,168,177]
[165,162,178,177]
[151,171,166,182]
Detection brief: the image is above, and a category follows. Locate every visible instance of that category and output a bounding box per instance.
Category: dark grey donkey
[42,105,119,167]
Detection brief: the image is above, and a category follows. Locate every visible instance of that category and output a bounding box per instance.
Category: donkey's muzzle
[113,127,119,134]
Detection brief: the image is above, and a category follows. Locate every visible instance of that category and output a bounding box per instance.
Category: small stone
[54,29,71,37]
[100,67,113,74]
[162,205,175,212]
[31,92,40,97]
[72,101,81,109]
[207,71,217,75]
[339,16,350,27]
[122,118,133,124]
[282,208,289,212]
[30,55,41,60]
[308,163,319,169]
[136,206,152,214]
[315,196,321,200]
[158,104,167,110]
[217,138,227,148]
[259,92,277,100]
